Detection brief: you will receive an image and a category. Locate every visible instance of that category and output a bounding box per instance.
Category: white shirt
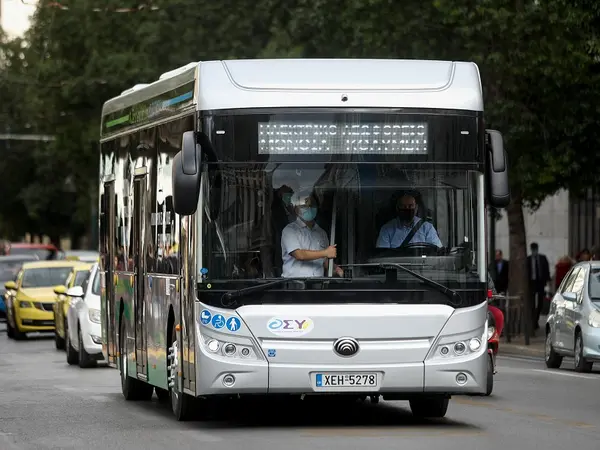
[281,218,329,278]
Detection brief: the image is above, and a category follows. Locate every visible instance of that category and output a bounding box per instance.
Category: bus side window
[154,118,193,275]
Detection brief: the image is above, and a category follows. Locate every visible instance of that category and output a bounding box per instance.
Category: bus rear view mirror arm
[485,129,510,208]
[172,130,202,216]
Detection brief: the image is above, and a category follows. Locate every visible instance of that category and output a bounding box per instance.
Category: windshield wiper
[340,263,463,307]
[220,277,349,307]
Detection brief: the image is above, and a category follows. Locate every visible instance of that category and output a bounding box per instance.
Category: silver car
[545,261,600,372]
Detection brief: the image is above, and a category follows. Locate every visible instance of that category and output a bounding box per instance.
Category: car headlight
[200,334,260,360]
[18,301,32,308]
[588,310,600,328]
[487,326,496,339]
[88,308,101,324]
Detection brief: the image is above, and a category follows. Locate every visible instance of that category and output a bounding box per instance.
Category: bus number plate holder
[314,372,379,389]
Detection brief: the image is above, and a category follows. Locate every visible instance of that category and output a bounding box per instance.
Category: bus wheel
[168,326,193,421]
[155,387,169,403]
[119,317,153,401]
[409,396,450,419]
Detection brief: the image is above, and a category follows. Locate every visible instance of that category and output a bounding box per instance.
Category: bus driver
[280,191,344,278]
[376,192,443,249]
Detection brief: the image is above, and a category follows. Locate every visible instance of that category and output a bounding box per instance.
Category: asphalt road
[1,322,599,450]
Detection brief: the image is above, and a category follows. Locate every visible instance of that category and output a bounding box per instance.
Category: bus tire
[409,396,450,419]
[155,387,169,403]
[169,325,193,421]
[485,354,494,396]
[119,315,153,401]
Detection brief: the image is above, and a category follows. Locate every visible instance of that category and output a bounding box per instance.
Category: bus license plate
[315,373,378,388]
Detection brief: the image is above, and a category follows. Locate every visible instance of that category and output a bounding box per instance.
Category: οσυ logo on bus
[266,317,314,336]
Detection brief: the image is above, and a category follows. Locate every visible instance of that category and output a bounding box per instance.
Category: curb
[501,344,545,359]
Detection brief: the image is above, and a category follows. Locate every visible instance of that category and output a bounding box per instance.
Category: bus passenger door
[133,175,148,377]
[101,181,117,365]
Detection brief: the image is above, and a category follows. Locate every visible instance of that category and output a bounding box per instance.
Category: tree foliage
[0,0,599,277]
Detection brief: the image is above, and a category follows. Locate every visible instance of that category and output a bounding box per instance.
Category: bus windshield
[197,109,486,306]
[200,164,483,288]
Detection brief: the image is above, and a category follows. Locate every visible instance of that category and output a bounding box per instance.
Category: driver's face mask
[397,205,416,223]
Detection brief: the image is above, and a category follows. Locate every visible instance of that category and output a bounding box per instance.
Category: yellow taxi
[52,262,93,350]
[4,260,82,339]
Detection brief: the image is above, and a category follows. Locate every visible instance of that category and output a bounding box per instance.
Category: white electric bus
[99,58,509,421]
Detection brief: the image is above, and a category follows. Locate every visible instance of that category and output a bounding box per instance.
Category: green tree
[0,0,291,245]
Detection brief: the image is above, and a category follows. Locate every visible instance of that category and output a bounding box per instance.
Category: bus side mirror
[172,131,202,216]
[486,129,510,208]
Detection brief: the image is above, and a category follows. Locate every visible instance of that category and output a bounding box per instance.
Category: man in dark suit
[489,249,509,294]
[527,242,550,331]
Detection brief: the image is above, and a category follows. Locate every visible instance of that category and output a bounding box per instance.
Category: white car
[65,263,104,368]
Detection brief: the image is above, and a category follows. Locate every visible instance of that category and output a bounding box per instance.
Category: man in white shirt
[280,191,344,278]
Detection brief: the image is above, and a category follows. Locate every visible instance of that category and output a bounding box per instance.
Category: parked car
[4,260,82,339]
[52,262,93,350]
[545,261,600,372]
[65,263,104,368]
[0,255,37,318]
[7,243,61,260]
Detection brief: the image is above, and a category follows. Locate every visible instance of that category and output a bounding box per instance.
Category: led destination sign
[101,81,195,137]
[258,121,428,155]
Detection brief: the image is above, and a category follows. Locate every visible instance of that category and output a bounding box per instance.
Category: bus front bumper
[195,343,487,397]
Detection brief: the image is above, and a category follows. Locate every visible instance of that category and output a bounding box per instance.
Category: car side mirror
[4,280,16,291]
[562,291,577,302]
[172,131,202,216]
[485,129,510,208]
[66,286,84,298]
[53,285,67,296]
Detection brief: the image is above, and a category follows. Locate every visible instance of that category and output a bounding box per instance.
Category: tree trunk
[506,191,531,344]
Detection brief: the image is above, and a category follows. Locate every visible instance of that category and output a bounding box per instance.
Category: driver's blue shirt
[376,216,443,248]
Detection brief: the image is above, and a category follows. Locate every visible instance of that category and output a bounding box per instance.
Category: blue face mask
[299,207,317,222]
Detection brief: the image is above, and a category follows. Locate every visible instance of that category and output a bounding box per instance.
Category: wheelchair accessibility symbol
[211,314,225,329]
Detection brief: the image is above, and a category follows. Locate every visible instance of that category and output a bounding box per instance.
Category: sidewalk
[501,334,545,359]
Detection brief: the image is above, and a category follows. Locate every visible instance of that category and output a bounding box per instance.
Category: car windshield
[21,267,73,288]
[588,268,600,301]
[92,271,100,295]
[0,260,28,282]
[74,270,90,287]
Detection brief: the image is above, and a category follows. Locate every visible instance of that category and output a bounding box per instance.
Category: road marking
[531,369,596,380]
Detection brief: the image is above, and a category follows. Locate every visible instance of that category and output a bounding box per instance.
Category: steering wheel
[400,242,440,250]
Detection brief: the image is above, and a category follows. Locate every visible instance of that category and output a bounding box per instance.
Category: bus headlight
[88,308,101,324]
[431,326,486,360]
[201,335,259,360]
[487,326,496,339]
[18,301,32,308]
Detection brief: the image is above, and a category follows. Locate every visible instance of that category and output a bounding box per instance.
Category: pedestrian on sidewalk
[577,248,591,262]
[489,249,509,294]
[527,242,550,333]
